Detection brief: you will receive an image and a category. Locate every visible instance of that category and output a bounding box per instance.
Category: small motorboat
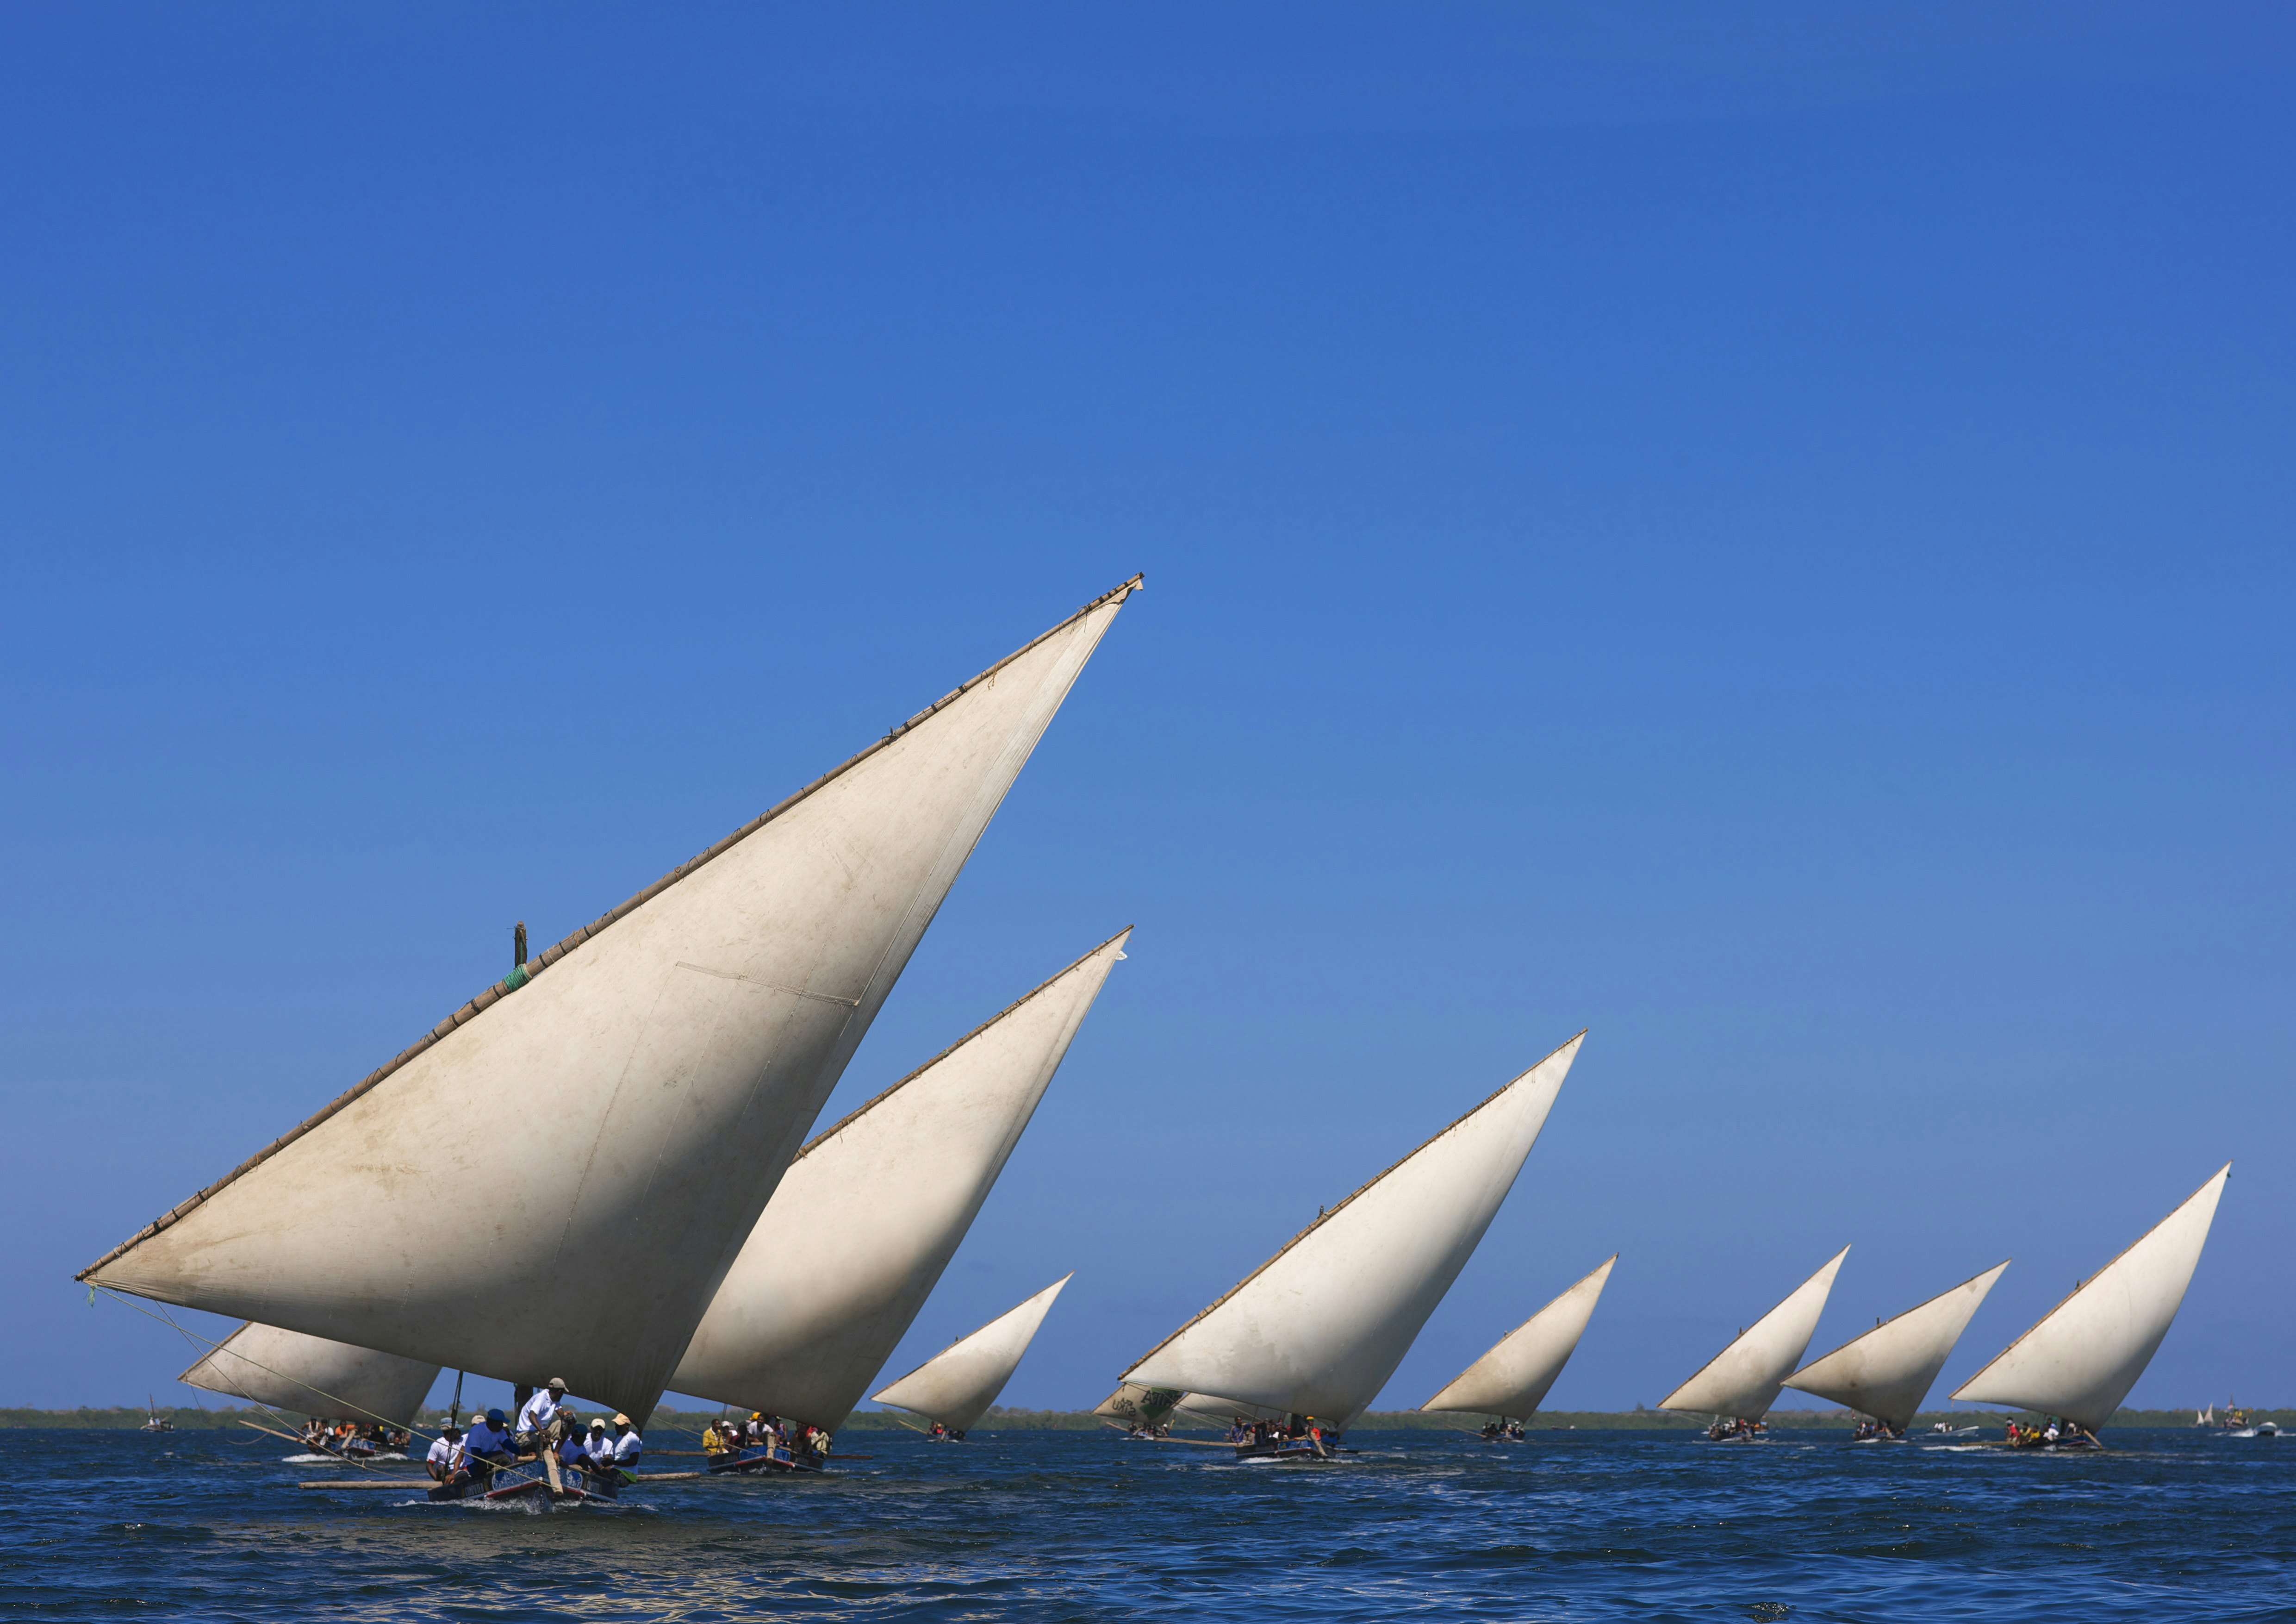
[2205,1400,2279,1438]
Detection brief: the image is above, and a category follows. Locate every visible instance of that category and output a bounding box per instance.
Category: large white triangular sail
[1660,1248,1849,1421]
[180,1323,442,1429]
[871,1275,1071,1432]
[668,931,1129,1428]
[1952,1166,2229,1431]
[1787,1262,2008,1431]
[1421,1254,1617,1422]
[1116,1033,1584,1427]
[80,579,1140,1419]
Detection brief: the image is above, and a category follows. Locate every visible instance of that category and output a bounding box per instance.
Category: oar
[239,1419,309,1445]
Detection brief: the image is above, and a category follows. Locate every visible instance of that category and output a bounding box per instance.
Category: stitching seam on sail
[672,963,861,1006]
[74,575,1141,1283]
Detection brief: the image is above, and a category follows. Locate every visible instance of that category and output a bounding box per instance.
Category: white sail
[1952,1165,2229,1431]
[80,579,1139,1418]
[1660,1248,1849,1421]
[180,1322,441,1428]
[1175,1392,1289,1426]
[1091,1381,1182,1425]
[668,931,1128,1427]
[1421,1254,1617,1421]
[871,1275,1070,1432]
[1786,1262,2008,1431]
[1119,1033,1584,1426]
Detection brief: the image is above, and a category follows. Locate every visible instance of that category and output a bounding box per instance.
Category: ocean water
[9,1425,2293,1621]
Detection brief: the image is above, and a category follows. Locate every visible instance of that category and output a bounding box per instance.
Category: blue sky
[4,4,2290,1417]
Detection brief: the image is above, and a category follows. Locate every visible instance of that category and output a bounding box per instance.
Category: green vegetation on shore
[8,1403,2280,1433]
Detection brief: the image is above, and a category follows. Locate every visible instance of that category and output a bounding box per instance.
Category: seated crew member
[607,1414,643,1469]
[463,1407,516,1464]
[700,1419,725,1455]
[516,1377,571,1453]
[559,1421,594,1475]
[426,1421,466,1483]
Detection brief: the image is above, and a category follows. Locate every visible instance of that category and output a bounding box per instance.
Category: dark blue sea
[9,1426,2293,1621]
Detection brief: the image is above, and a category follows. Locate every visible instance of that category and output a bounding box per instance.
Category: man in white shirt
[608,1413,643,1468]
[425,1421,465,1484]
[516,1378,570,1453]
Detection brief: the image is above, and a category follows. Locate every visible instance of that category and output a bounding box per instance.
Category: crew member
[607,1414,643,1469]
[426,1421,466,1483]
[516,1377,572,1453]
[463,1407,516,1463]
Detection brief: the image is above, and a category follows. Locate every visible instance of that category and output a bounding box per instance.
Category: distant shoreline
[8,1404,2276,1432]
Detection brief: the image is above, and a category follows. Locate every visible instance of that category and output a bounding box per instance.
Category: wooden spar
[299,1480,428,1490]
[542,1447,564,1494]
[238,1419,306,1444]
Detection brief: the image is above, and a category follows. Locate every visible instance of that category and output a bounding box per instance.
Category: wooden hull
[707,1446,825,1475]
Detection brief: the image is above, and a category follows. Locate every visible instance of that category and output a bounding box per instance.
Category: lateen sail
[1116,1033,1584,1426]
[668,932,1129,1427]
[1786,1262,2008,1432]
[1951,1165,2230,1432]
[871,1275,1071,1433]
[180,1323,441,1428]
[79,579,1140,1419]
[1660,1248,1849,1421]
[1091,1381,1182,1426]
[1420,1254,1617,1422]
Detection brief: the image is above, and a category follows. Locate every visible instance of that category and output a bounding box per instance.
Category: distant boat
[77,578,1139,1427]
[1952,1165,2230,1446]
[672,932,1128,1441]
[1420,1255,1618,1439]
[2203,1399,2279,1439]
[180,1323,436,1456]
[1787,1262,2009,1439]
[140,1395,172,1434]
[1660,1249,1850,1441]
[1100,1034,1585,1460]
[870,1276,1072,1439]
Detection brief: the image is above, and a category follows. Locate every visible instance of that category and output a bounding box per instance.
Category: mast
[80,578,1141,1420]
[1786,1262,2009,1432]
[1951,1165,2229,1432]
[180,1322,442,1428]
[669,931,1129,1428]
[1117,1032,1585,1426]
[1420,1254,1617,1422]
[1659,1248,1849,1422]
[871,1275,1071,1433]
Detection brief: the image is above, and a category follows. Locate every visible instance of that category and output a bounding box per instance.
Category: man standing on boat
[515,1377,571,1454]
